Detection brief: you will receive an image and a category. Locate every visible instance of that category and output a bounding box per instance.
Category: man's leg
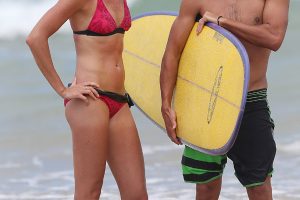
[228,91,276,200]
[181,146,226,200]
[196,177,222,200]
[246,176,272,200]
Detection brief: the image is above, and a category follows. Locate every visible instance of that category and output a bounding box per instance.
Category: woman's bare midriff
[73,33,126,94]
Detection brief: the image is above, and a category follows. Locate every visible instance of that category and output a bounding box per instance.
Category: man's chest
[199,0,266,25]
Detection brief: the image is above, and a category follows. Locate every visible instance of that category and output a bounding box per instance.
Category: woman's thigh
[107,105,147,198]
[65,98,110,193]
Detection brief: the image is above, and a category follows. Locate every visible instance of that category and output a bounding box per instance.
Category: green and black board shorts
[182,88,276,187]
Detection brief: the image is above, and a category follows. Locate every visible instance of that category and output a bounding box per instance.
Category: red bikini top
[73,0,131,36]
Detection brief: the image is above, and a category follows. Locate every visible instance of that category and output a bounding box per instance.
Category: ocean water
[0,0,299,199]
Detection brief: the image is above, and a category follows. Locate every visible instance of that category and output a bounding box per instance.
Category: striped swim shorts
[181,89,276,187]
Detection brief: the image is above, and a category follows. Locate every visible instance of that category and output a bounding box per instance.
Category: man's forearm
[220,17,284,51]
[160,55,180,108]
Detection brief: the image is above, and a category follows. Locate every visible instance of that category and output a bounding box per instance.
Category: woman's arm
[26,0,99,101]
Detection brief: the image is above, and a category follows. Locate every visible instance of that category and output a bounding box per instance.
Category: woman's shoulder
[68,0,96,31]
[54,0,93,14]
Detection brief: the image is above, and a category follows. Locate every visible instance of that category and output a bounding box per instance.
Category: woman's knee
[74,176,105,200]
[74,185,101,200]
[121,189,148,200]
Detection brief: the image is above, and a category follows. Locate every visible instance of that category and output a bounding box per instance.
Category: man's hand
[196,11,219,35]
[161,106,182,145]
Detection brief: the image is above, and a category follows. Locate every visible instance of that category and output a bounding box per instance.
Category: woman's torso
[69,0,131,94]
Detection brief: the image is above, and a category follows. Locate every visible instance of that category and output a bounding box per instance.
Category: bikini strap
[73,28,125,36]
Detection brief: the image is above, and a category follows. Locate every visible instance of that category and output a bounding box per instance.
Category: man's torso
[198,0,271,91]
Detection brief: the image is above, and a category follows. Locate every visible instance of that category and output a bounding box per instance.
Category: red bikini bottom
[64,89,134,118]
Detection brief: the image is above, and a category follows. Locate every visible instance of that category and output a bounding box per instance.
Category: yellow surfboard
[123,12,249,155]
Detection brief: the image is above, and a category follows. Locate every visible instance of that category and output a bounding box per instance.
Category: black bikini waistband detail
[96,89,134,108]
[67,83,134,107]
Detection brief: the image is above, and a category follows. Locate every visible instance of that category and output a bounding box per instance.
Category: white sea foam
[0,193,73,200]
[9,170,73,188]
[0,0,137,39]
[277,139,300,154]
[142,144,179,155]
[32,156,43,168]
[0,161,21,169]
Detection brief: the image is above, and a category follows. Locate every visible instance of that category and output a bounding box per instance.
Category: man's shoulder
[181,0,203,8]
[179,0,202,18]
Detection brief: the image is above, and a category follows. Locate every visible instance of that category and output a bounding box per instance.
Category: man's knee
[246,177,272,200]
[196,178,222,200]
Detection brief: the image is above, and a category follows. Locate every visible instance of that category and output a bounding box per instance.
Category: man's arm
[199,0,289,51]
[160,0,199,144]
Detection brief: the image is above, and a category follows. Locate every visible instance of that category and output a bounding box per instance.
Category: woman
[26,0,148,199]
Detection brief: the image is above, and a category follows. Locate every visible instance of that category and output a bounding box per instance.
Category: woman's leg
[107,105,148,200]
[65,98,110,200]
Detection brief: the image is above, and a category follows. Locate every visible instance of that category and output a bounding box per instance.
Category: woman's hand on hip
[62,81,100,103]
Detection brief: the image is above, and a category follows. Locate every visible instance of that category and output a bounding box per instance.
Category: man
[160,0,289,199]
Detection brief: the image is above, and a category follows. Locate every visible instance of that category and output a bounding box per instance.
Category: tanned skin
[160,0,289,199]
[26,0,148,199]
